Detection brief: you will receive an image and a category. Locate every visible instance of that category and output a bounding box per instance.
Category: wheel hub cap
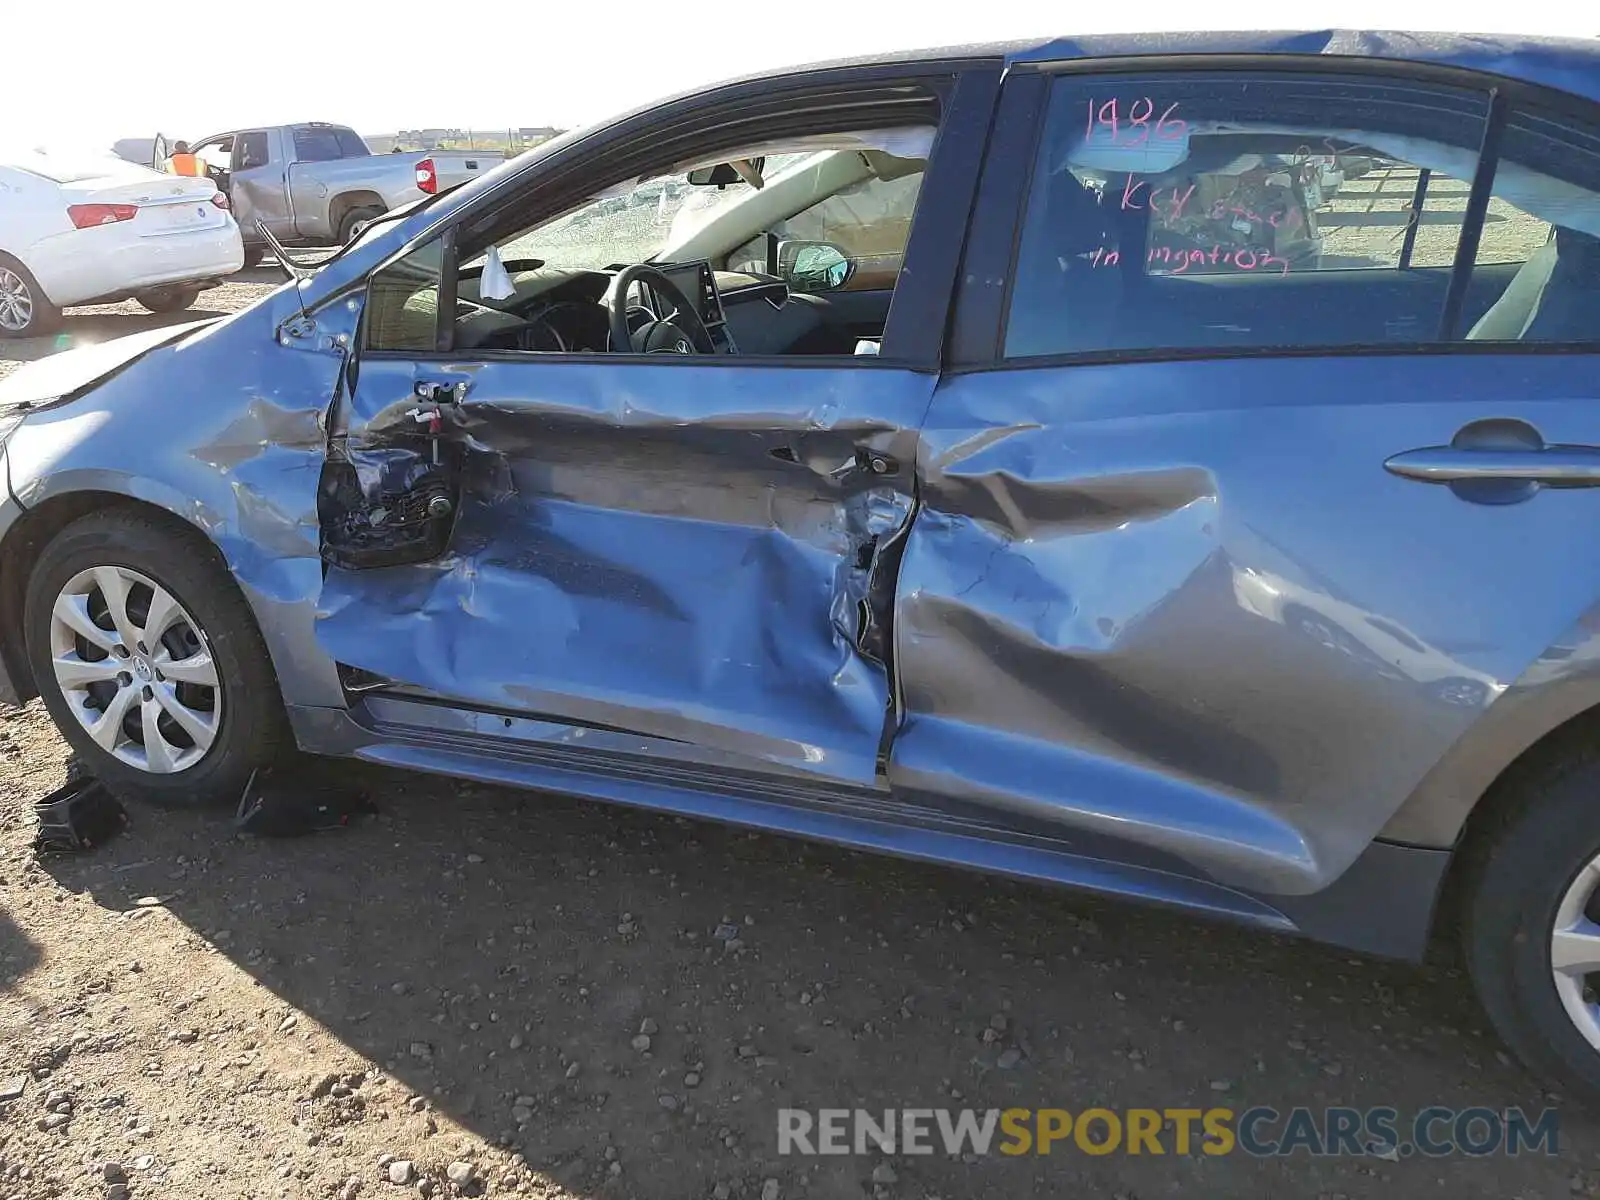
[1552,857,1600,1051]
[47,565,222,774]
[0,268,33,332]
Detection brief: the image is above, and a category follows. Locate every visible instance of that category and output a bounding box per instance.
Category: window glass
[1004,74,1489,359]
[727,162,925,291]
[1475,193,1553,267]
[366,239,442,352]
[502,175,719,270]
[1462,106,1600,343]
[235,133,269,171]
[293,127,369,163]
[1402,167,1478,268]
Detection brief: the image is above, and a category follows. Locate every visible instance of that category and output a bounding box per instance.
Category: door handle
[1385,445,1600,485]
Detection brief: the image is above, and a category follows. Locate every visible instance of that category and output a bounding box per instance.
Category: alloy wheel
[0,267,34,332]
[1551,854,1600,1052]
[47,566,222,773]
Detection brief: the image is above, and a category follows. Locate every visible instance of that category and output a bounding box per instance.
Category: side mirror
[778,240,852,293]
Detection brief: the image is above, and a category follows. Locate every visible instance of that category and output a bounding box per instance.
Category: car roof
[300,28,1600,308]
[1003,30,1600,102]
[766,29,1600,107]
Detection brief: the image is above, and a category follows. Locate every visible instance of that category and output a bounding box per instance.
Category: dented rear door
[315,356,931,786]
[886,63,1600,903]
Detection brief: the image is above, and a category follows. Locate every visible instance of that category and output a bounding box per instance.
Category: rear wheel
[338,205,384,245]
[135,285,202,315]
[1466,750,1600,1098]
[0,255,61,338]
[23,511,286,807]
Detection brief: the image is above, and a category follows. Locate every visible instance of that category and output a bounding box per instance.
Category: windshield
[501,155,808,268]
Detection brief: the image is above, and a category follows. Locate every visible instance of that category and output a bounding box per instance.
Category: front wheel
[136,285,202,314]
[23,511,286,807]
[1467,752,1600,1099]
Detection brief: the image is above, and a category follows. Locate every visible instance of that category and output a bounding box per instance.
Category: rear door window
[293,127,369,162]
[1461,104,1600,343]
[1003,73,1490,358]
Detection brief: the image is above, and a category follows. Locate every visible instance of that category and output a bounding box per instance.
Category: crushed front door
[314,357,932,786]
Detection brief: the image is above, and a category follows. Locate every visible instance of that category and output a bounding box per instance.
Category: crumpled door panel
[894,354,1600,896]
[315,357,931,785]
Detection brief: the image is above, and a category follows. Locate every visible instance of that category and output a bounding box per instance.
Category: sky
[10,1,1597,152]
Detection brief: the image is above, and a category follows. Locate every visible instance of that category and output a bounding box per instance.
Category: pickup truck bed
[183,123,491,253]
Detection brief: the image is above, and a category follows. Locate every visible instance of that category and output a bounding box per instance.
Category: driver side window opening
[196,137,233,174]
[363,117,939,361]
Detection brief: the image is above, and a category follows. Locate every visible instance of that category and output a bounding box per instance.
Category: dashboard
[453,259,811,356]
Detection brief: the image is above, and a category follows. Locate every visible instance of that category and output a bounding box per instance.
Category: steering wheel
[604,264,716,354]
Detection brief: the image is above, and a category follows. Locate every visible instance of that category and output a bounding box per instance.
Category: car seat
[1465,226,1600,342]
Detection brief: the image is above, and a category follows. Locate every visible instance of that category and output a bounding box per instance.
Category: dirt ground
[5,267,1600,1200]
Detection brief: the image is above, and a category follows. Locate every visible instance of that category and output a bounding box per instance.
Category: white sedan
[0,149,244,338]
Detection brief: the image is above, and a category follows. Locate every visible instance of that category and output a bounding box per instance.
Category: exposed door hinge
[280,314,317,341]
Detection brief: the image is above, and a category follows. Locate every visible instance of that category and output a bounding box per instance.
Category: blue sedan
[2,28,1600,1094]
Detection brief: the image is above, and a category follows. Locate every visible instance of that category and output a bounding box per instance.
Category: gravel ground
[3,248,1600,1200]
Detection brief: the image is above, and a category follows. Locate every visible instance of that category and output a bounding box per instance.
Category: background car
[0,148,242,337]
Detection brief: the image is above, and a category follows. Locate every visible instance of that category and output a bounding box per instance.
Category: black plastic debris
[235,765,377,837]
[33,778,127,852]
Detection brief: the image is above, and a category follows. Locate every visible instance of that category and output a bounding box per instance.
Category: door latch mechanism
[407,380,466,476]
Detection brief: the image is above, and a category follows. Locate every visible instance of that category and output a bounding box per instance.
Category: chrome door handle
[1385,445,1600,484]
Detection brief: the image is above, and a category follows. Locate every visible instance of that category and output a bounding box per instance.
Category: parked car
[0,148,241,337]
[5,31,1600,1096]
[154,124,490,266]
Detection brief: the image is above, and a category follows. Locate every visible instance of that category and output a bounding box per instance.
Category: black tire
[23,510,286,808]
[338,205,384,245]
[1466,750,1600,1099]
[241,244,267,270]
[0,253,62,339]
[135,285,201,315]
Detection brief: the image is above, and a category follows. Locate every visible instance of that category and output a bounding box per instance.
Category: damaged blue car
[4,29,1600,1094]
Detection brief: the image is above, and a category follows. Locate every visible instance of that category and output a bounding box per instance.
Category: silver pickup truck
[157,124,491,266]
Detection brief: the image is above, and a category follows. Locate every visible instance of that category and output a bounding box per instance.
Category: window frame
[948,54,1600,373]
[355,62,1003,372]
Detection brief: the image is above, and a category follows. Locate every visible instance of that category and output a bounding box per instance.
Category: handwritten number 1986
[1085,98,1187,146]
